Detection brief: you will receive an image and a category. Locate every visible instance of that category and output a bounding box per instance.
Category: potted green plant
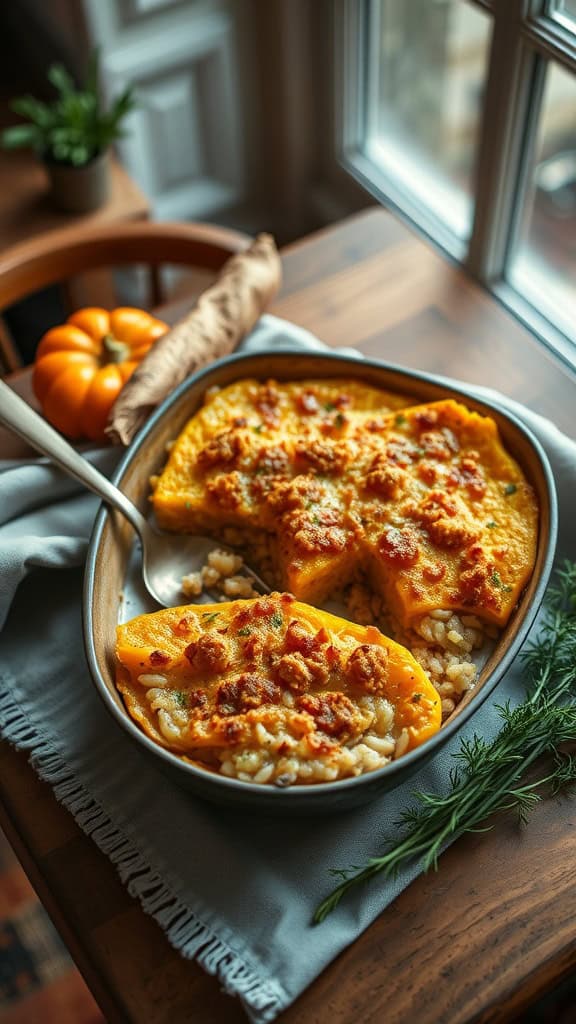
[1,54,136,214]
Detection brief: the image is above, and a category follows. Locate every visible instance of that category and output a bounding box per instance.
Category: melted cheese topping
[116,594,441,781]
[152,379,539,627]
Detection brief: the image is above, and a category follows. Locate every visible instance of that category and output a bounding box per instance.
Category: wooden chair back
[0,221,251,372]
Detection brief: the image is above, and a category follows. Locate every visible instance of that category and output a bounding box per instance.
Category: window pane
[549,0,576,28]
[508,62,576,339]
[366,0,492,238]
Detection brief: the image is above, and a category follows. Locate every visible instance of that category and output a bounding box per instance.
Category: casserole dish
[84,350,557,812]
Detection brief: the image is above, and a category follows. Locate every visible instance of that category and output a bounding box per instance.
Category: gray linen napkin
[0,315,574,1023]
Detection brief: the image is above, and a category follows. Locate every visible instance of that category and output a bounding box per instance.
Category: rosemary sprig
[314,560,576,924]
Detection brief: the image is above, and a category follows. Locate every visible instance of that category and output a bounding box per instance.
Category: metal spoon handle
[0,380,148,538]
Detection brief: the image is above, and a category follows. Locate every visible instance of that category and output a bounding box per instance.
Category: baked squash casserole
[116,593,441,785]
[151,378,537,626]
[114,377,538,786]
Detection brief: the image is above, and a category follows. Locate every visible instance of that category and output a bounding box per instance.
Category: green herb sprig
[314,560,576,923]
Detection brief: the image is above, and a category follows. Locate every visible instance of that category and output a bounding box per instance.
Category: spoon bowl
[0,380,268,608]
[140,522,269,607]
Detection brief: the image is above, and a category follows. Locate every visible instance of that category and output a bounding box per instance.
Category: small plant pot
[44,149,110,214]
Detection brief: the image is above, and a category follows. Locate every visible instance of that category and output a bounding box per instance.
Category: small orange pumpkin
[33,306,168,442]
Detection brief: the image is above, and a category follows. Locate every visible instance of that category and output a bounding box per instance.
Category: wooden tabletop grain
[2,206,576,1024]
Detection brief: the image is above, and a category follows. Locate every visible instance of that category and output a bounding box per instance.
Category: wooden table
[1,207,576,1023]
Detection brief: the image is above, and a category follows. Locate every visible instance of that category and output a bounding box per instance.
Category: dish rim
[83,348,558,801]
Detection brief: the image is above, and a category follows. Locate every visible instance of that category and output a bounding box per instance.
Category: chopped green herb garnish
[185,501,191,509]
[324,402,336,412]
[175,691,188,708]
[395,413,407,427]
[202,611,220,622]
[486,521,498,529]
[270,611,283,628]
[253,423,264,433]
[504,483,517,496]
[491,572,514,593]
[335,412,345,428]
[237,626,252,637]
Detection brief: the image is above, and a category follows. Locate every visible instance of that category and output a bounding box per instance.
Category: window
[339,0,576,366]
[552,0,576,30]
[509,60,576,340]
[367,0,491,239]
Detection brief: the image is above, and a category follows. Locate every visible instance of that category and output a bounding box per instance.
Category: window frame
[336,0,576,371]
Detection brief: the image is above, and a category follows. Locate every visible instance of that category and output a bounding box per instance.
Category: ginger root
[106,233,281,446]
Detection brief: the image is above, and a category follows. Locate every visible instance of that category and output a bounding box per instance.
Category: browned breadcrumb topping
[148,595,397,751]
[154,379,538,635]
[295,692,363,742]
[378,526,420,566]
[216,673,281,714]
[197,430,244,469]
[149,649,170,666]
[205,471,244,509]
[364,457,406,499]
[346,644,389,692]
[184,633,230,675]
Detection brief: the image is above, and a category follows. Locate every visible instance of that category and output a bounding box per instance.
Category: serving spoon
[0,380,270,607]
